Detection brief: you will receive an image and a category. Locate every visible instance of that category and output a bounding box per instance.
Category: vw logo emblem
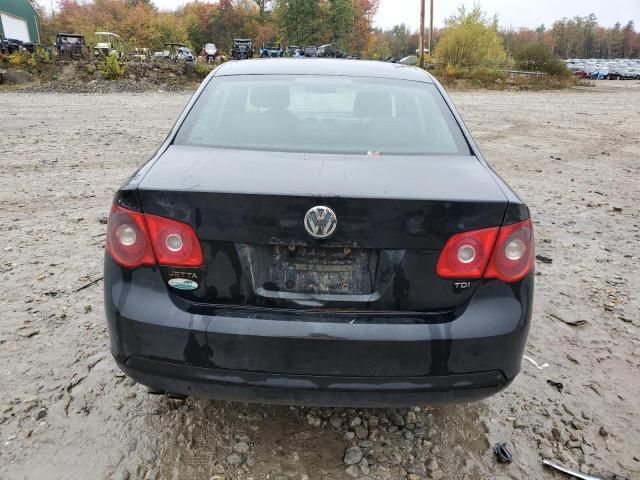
[304,206,337,239]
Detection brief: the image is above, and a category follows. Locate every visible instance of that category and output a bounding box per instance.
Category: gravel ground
[0,82,639,480]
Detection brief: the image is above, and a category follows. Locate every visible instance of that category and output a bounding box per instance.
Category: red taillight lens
[436,219,534,283]
[105,205,155,268]
[436,226,500,278]
[144,213,204,267]
[484,219,534,282]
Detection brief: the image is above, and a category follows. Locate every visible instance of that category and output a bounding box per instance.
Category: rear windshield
[174,75,470,155]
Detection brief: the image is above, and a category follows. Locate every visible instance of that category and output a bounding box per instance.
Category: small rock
[551,427,563,442]
[233,442,250,454]
[35,407,47,420]
[354,424,368,440]
[390,412,405,427]
[431,470,445,480]
[345,465,359,478]
[612,207,623,212]
[344,446,363,465]
[567,439,581,449]
[349,416,362,428]
[307,414,321,427]
[111,466,130,480]
[541,447,554,459]
[226,452,245,466]
[329,415,343,429]
[359,458,370,475]
[599,426,608,437]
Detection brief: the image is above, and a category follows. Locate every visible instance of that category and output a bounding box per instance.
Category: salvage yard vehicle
[55,33,88,59]
[104,59,534,407]
[155,43,195,63]
[203,43,217,62]
[0,35,21,54]
[231,38,253,59]
[94,32,122,58]
[128,48,151,62]
[285,45,302,57]
[260,42,283,58]
[303,45,317,57]
[315,43,343,58]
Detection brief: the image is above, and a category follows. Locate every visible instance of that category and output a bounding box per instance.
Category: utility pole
[419,0,425,68]
[429,0,434,54]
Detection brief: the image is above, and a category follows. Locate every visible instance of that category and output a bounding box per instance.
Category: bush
[513,42,569,76]
[102,54,124,79]
[7,51,37,68]
[193,61,213,78]
[433,64,507,86]
[434,6,508,69]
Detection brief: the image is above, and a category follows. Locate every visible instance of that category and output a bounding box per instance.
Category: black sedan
[104,59,534,407]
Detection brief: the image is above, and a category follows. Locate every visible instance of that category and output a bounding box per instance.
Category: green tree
[513,42,568,75]
[434,5,508,68]
[329,0,355,49]
[273,0,325,45]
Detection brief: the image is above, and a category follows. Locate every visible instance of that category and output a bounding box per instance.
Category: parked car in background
[286,45,302,57]
[566,58,640,80]
[94,32,122,58]
[0,35,22,54]
[155,43,195,63]
[104,59,535,407]
[128,48,151,62]
[231,39,253,60]
[303,45,317,57]
[203,43,217,62]
[399,55,418,65]
[623,67,639,79]
[55,33,88,59]
[177,46,195,63]
[315,43,343,58]
[260,42,283,58]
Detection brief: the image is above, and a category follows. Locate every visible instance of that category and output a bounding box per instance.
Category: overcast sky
[150,0,639,30]
[374,0,639,30]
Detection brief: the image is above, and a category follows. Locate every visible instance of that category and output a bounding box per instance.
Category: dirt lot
[1,82,639,480]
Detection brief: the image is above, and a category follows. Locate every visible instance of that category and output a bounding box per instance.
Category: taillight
[436,226,500,278]
[484,219,534,282]
[105,205,155,268]
[436,219,534,283]
[105,205,204,269]
[144,213,204,267]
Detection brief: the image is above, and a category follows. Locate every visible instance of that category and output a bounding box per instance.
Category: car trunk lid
[138,146,509,313]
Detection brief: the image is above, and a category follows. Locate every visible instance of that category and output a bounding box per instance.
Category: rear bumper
[105,258,533,407]
[118,356,511,407]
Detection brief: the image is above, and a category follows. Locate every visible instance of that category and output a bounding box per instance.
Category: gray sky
[374,0,639,30]
[150,0,639,30]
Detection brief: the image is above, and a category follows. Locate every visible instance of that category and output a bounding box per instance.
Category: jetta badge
[304,206,337,239]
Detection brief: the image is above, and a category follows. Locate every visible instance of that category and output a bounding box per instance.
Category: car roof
[213,58,434,83]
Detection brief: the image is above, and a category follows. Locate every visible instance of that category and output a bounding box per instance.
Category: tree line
[36,1,638,61]
[38,0,380,56]
[372,14,638,60]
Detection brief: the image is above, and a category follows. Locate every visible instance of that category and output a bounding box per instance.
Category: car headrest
[250,86,290,110]
[354,91,392,118]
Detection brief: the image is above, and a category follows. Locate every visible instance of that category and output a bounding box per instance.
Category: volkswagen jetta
[104,59,534,406]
